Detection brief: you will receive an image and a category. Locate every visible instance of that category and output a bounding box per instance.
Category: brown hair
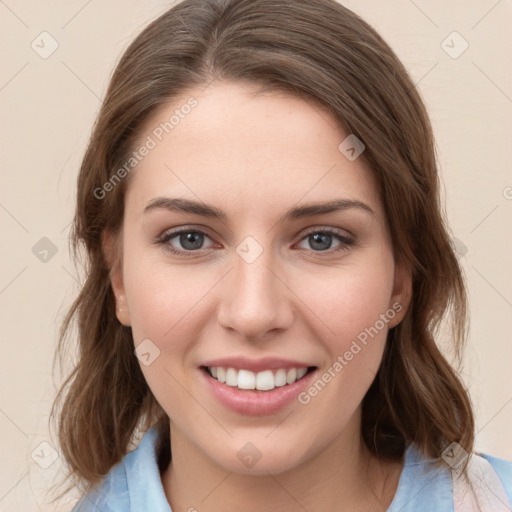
[51,0,474,499]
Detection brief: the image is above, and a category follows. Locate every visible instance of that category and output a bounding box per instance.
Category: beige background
[1,0,511,510]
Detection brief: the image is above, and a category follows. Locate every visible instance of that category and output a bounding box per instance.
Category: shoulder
[477,451,512,505]
[71,426,169,512]
[71,462,130,512]
[387,443,453,511]
[388,444,512,511]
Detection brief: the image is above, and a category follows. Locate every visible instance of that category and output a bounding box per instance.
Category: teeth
[226,367,238,386]
[274,368,287,387]
[207,366,310,391]
[237,369,256,390]
[297,368,307,379]
[286,368,297,384]
[256,370,274,391]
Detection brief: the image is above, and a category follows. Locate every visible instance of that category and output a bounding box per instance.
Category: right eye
[157,228,216,255]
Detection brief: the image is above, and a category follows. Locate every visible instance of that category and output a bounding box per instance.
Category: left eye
[296,230,354,253]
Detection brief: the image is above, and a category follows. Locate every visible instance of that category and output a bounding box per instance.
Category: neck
[161,415,403,512]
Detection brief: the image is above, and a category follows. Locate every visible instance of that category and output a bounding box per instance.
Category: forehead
[125,81,383,221]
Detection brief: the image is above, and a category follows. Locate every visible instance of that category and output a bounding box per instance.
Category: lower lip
[201,368,316,416]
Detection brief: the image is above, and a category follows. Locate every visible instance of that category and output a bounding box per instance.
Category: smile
[200,356,318,415]
[204,366,314,391]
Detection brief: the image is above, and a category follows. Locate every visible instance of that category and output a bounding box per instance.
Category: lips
[199,357,318,415]
[201,356,316,373]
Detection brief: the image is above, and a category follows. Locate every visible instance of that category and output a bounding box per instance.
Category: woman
[51,0,512,510]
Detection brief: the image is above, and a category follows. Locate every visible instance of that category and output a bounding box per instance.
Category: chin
[205,437,314,476]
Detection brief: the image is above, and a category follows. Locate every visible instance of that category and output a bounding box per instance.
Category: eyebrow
[143,197,375,223]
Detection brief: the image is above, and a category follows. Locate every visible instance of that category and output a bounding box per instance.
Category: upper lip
[201,356,316,373]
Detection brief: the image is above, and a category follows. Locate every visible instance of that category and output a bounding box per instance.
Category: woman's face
[110,81,410,474]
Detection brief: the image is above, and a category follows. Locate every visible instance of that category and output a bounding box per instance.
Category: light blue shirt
[72,426,512,511]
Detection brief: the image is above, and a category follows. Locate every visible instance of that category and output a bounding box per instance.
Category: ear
[102,229,131,326]
[387,260,412,329]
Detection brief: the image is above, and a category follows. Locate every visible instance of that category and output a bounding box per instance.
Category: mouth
[199,356,319,415]
[201,365,317,392]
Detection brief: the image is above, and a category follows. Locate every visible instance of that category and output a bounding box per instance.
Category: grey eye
[307,232,334,251]
[177,232,205,250]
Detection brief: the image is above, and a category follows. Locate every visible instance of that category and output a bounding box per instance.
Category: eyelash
[155,226,355,257]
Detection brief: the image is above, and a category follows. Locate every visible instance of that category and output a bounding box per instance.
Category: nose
[216,244,294,341]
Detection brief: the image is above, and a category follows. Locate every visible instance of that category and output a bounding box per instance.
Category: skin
[107,81,412,511]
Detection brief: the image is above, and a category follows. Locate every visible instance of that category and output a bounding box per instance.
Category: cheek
[122,239,212,345]
[293,260,396,403]
[122,258,211,416]
[299,263,395,344]
[294,287,393,431]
